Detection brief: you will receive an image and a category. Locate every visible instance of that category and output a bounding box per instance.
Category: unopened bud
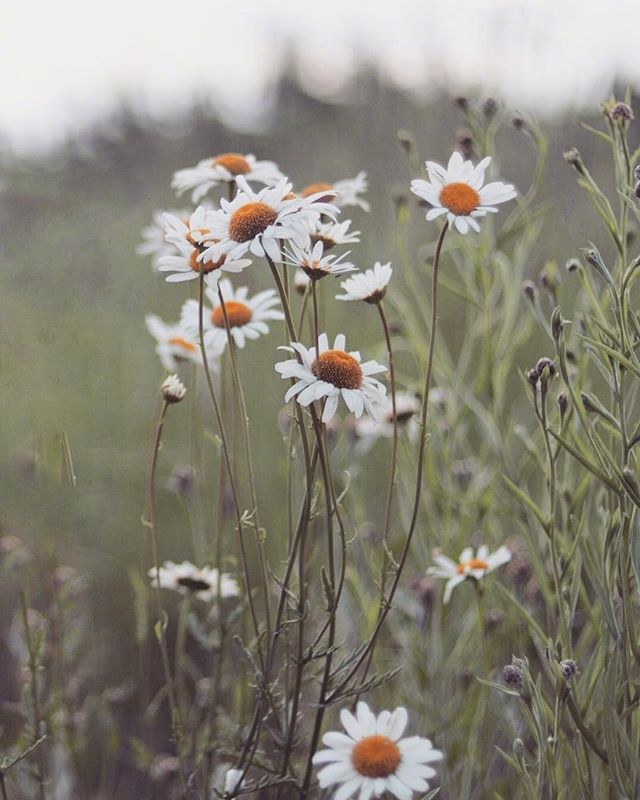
[551,307,564,341]
[563,147,585,175]
[161,374,186,404]
[522,280,537,302]
[558,392,568,416]
[503,663,523,689]
[611,102,634,122]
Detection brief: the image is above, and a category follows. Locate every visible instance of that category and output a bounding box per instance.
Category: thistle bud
[161,374,186,404]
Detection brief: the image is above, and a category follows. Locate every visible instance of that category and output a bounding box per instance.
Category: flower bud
[611,102,634,122]
[559,659,579,680]
[482,97,498,118]
[161,374,186,404]
[563,147,585,175]
[522,280,537,302]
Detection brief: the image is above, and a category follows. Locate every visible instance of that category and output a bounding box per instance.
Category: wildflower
[411,152,516,234]
[180,279,284,352]
[310,219,361,250]
[137,210,186,270]
[275,333,386,423]
[610,102,634,122]
[336,262,392,304]
[204,177,337,264]
[161,374,186,404]
[145,314,204,371]
[312,701,442,800]
[354,392,420,443]
[427,545,512,603]
[149,561,240,602]
[286,240,356,281]
[172,153,284,202]
[301,171,370,211]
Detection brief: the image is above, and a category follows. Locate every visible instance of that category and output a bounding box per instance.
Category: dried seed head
[611,102,634,122]
[503,663,524,689]
[559,659,579,680]
[161,374,186,404]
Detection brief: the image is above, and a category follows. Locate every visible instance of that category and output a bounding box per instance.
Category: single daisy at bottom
[312,701,442,800]
[275,333,386,423]
[427,544,512,603]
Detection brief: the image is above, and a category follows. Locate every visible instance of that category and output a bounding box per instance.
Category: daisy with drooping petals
[286,240,356,281]
[427,544,512,603]
[301,171,370,211]
[312,701,443,800]
[137,210,187,270]
[172,153,284,202]
[203,177,338,264]
[149,561,240,602]
[310,219,361,251]
[180,278,284,353]
[275,333,386,423]
[336,262,392,304]
[410,152,516,234]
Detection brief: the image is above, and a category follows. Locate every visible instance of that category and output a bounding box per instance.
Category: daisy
[275,333,386,423]
[410,152,516,234]
[354,391,420,443]
[310,219,361,251]
[161,374,186,404]
[149,561,240,602]
[203,177,338,264]
[172,153,284,203]
[145,314,224,371]
[312,701,442,800]
[301,171,370,211]
[286,240,356,282]
[336,262,392,304]
[427,545,512,603]
[180,278,284,352]
[137,210,186,270]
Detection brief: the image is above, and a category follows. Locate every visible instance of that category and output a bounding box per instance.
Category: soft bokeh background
[1,0,640,776]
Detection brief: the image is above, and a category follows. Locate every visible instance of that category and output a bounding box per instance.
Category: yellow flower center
[169,337,197,354]
[213,153,251,175]
[312,350,363,390]
[301,182,335,203]
[351,735,401,779]
[229,202,278,243]
[211,301,253,329]
[189,249,226,274]
[457,558,489,575]
[439,182,480,216]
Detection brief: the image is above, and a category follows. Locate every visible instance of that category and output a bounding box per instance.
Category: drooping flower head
[312,701,443,800]
[275,333,386,423]
[427,544,512,603]
[410,152,516,234]
[336,262,392,304]
[180,278,284,353]
[202,177,338,265]
[301,172,370,211]
[172,153,284,202]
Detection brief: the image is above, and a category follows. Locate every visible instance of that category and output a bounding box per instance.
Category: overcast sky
[1,0,640,154]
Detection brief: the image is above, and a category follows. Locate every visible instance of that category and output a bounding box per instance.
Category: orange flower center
[213,153,251,175]
[169,337,197,354]
[211,301,253,329]
[229,202,278,243]
[301,259,326,280]
[312,350,363,390]
[189,249,226,274]
[351,735,401,778]
[301,182,335,203]
[457,558,489,575]
[439,182,480,216]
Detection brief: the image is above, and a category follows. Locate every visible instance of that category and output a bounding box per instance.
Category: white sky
[2,0,640,154]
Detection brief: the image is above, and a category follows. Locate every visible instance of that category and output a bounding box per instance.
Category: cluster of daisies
[138,147,518,799]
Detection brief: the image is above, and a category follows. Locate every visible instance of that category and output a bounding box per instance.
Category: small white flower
[161,374,186,403]
[286,240,356,281]
[180,278,284,353]
[204,177,338,264]
[275,333,386,423]
[427,545,512,603]
[310,219,361,250]
[149,561,240,602]
[312,701,443,800]
[336,262,392,304]
[301,172,370,211]
[145,314,201,371]
[354,391,420,445]
[137,210,186,270]
[172,153,284,203]
[410,152,516,234]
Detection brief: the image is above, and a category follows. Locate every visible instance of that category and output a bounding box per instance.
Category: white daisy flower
[172,153,284,203]
[137,210,186,270]
[275,333,386,423]
[427,544,512,604]
[336,262,392,304]
[410,152,516,234]
[301,171,370,211]
[161,374,186,404]
[310,219,361,251]
[203,177,338,264]
[145,314,223,371]
[149,561,240,602]
[354,391,420,443]
[286,240,356,282]
[180,278,284,353]
[312,701,443,800]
